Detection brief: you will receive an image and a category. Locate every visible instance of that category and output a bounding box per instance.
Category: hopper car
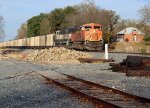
[0,23,103,50]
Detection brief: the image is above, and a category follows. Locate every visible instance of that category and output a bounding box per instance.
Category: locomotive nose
[89,33,102,41]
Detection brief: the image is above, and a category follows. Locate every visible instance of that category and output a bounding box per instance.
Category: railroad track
[2,48,150,56]
[4,59,150,108]
[84,50,150,55]
[109,52,150,55]
[37,71,150,108]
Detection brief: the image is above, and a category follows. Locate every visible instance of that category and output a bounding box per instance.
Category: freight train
[66,23,103,50]
[0,23,103,50]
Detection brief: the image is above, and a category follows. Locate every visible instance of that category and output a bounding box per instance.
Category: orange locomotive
[67,23,103,50]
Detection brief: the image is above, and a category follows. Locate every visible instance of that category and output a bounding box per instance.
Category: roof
[117,27,144,35]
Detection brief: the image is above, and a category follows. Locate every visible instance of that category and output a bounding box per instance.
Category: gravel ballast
[24,47,93,62]
[0,52,150,108]
[0,59,93,108]
[29,52,150,98]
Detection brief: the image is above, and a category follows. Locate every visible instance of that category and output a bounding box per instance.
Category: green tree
[144,34,150,42]
[50,8,65,32]
[25,0,119,38]
[27,13,47,37]
[49,6,75,32]
[26,6,75,36]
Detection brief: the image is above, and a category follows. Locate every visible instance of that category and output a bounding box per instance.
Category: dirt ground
[110,42,150,53]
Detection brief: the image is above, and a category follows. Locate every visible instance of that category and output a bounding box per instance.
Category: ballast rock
[24,47,93,62]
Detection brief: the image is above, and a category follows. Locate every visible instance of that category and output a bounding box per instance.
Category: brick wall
[123,34,144,42]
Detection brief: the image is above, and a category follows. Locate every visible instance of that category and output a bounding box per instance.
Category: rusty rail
[126,70,150,76]
[78,58,114,63]
[38,72,150,108]
[5,58,150,107]
[108,51,150,55]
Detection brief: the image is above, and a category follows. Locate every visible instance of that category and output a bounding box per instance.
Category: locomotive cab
[81,23,103,42]
[68,23,103,50]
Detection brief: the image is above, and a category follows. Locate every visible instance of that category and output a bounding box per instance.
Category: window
[94,26,101,30]
[84,26,92,31]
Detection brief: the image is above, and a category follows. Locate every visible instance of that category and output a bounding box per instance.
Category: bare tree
[0,15,5,41]
[40,17,50,35]
[16,23,27,39]
[65,0,119,34]
[139,2,150,24]
[65,0,100,26]
[114,19,139,34]
[138,3,150,36]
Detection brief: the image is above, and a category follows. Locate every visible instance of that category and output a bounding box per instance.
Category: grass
[111,42,150,53]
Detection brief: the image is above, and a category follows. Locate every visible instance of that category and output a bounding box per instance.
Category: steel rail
[5,59,150,108]
[61,72,150,103]
[41,74,121,108]
[38,72,150,108]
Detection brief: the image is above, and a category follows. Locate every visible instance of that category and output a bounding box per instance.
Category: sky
[0,0,149,41]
